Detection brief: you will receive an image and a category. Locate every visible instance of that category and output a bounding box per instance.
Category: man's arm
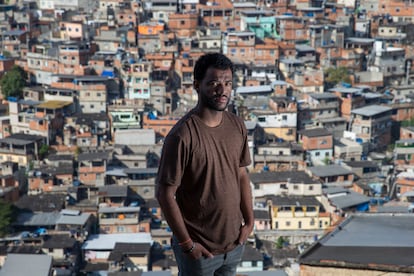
[156,184,189,243]
[156,184,213,258]
[238,166,254,244]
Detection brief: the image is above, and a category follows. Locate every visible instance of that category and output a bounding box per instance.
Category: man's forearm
[239,167,254,226]
[157,186,191,243]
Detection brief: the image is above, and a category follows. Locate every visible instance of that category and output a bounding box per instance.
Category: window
[298,221,302,229]
[309,185,313,191]
[293,185,298,190]
[286,221,291,226]
[282,115,287,120]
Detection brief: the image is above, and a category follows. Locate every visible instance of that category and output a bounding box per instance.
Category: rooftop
[308,165,353,177]
[300,213,414,272]
[351,105,392,117]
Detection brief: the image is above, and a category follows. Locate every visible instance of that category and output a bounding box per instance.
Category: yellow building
[267,195,330,231]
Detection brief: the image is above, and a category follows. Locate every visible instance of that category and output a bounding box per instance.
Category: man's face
[195,67,233,111]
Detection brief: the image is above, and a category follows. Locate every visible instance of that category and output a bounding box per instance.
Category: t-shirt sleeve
[157,133,188,187]
[239,120,251,168]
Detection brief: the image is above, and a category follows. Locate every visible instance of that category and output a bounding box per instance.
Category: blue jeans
[172,236,245,276]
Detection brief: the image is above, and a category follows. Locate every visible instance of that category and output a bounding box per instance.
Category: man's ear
[193,80,199,92]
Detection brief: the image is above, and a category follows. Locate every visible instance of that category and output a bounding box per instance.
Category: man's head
[193,53,234,112]
[193,53,234,83]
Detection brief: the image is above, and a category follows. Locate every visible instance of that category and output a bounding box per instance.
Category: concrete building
[349,105,393,151]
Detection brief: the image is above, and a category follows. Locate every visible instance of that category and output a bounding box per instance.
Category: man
[156,53,254,276]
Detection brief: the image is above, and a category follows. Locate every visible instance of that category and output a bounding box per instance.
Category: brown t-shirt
[157,110,251,254]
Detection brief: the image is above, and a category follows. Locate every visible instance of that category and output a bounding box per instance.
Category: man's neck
[194,106,224,128]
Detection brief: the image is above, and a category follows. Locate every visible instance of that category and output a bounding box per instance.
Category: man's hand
[186,242,214,259]
[238,223,253,245]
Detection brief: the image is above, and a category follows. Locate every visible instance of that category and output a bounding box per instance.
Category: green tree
[0,65,26,99]
[325,67,351,87]
[275,236,289,249]
[1,50,11,58]
[401,117,414,127]
[39,144,49,159]
[0,199,15,237]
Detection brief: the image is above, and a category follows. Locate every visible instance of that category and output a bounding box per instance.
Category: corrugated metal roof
[56,212,90,225]
[329,191,370,209]
[308,165,353,177]
[82,233,152,250]
[300,213,414,271]
[298,128,332,137]
[0,254,52,276]
[308,92,338,99]
[295,44,315,52]
[351,105,392,117]
[236,85,273,94]
[14,212,60,226]
[329,214,414,247]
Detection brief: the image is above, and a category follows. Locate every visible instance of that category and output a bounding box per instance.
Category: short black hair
[193,53,234,82]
